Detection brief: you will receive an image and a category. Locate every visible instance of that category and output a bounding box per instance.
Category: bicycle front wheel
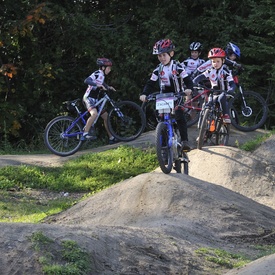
[174,152,189,175]
[108,101,146,141]
[44,116,83,157]
[229,90,268,132]
[156,122,173,174]
[197,108,210,150]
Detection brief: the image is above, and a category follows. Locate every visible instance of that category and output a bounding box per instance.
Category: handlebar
[146,91,186,101]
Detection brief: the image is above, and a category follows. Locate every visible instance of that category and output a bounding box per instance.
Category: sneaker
[181,140,191,151]
[81,133,97,141]
[109,137,119,145]
[222,114,231,124]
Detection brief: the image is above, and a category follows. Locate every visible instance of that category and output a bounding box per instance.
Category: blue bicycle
[154,92,189,174]
[44,90,146,156]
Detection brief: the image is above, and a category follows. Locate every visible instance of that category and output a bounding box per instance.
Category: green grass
[238,131,274,151]
[30,231,92,275]
[0,145,158,223]
[195,247,251,269]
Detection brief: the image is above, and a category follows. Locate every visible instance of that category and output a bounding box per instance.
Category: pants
[175,106,188,141]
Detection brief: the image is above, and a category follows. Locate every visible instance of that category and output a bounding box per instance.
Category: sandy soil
[0,127,275,275]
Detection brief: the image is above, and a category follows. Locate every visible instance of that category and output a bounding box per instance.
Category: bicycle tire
[174,153,189,175]
[229,90,268,132]
[44,116,83,157]
[156,122,173,174]
[141,100,159,130]
[185,96,204,128]
[213,119,230,146]
[108,101,146,141]
[197,108,210,150]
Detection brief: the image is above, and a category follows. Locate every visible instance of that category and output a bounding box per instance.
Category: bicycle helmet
[225,42,241,58]
[152,39,175,55]
[189,42,202,52]
[208,48,226,59]
[96,58,112,67]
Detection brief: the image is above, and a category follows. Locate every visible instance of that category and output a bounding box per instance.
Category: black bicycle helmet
[152,39,175,55]
[96,58,113,67]
[189,41,202,52]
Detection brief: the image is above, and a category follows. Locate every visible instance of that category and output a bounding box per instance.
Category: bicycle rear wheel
[156,122,173,174]
[174,152,189,175]
[141,100,159,130]
[44,116,83,157]
[108,101,146,141]
[212,119,230,146]
[229,90,268,132]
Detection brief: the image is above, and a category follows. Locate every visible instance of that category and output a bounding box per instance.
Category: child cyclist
[193,48,236,124]
[139,38,194,150]
[182,41,205,78]
[82,58,118,144]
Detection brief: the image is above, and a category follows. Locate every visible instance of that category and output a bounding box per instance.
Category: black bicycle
[197,86,232,150]
[44,90,146,156]
[154,92,190,174]
[228,75,268,132]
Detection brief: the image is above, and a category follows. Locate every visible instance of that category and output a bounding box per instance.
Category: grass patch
[238,131,273,151]
[30,231,92,275]
[0,145,158,223]
[195,247,250,269]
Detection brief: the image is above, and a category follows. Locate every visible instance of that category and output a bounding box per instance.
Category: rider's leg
[101,111,113,138]
[175,106,190,150]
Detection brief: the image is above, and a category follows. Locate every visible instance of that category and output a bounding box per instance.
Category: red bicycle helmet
[152,39,175,55]
[208,48,226,59]
[96,58,112,67]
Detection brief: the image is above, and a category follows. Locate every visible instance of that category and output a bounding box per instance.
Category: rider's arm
[192,73,208,85]
[84,76,97,88]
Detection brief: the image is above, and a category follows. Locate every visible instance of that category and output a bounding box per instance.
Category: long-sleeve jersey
[83,69,109,100]
[193,65,236,92]
[192,58,242,78]
[181,57,205,75]
[142,60,193,96]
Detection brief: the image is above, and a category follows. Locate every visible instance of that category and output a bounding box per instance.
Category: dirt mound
[1,129,275,274]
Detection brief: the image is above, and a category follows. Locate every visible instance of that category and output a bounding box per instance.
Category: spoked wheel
[108,101,146,141]
[185,96,204,128]
[156,122,173,174]
[197,109,210,150]
[141,100,159,130]
[229,90,268,132]
[44,116,83,156]
[211,120,230,146]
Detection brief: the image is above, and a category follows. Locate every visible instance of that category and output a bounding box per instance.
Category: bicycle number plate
[156,97,174,110]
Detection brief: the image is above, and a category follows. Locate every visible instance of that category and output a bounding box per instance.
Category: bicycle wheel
[174,152,189,175]
[197,108,210,150]
[185,96,204,128]
[44,116,83,157]
[141,100,159,130]
[156,122,173,174]
[108,101,146,141]
[213,119,230,146]
[229,90,268,132]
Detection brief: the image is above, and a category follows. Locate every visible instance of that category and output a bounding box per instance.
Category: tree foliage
[0,0,274,148]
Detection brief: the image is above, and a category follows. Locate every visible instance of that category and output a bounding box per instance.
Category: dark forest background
[1,0,275,150]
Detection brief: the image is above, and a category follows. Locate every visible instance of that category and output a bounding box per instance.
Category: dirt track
[0,126,275,275]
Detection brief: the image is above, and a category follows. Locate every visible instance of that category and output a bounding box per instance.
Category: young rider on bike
[193,48,236,124]
[139,39,194,151]
[82,58,118,144]
[193,42,243,78]
[182,41,205,78]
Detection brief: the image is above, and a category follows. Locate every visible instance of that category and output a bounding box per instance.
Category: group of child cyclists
[81,38,242,150]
